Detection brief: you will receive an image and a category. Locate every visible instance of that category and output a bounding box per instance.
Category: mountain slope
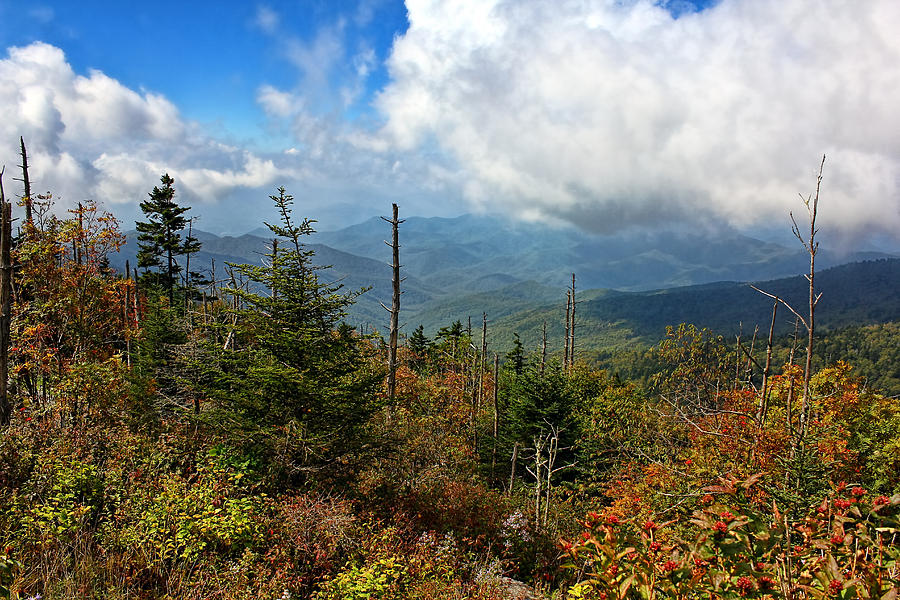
[483,258,900,355]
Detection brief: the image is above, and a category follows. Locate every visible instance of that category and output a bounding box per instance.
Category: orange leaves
[11,198,135,414]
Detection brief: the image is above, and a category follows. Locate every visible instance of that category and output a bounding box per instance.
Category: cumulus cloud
[373,0,900,241]
[0,42,287,219]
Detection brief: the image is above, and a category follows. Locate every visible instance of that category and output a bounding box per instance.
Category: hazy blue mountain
[112,230,438,333]
[313,213,893,293]
[113,213,897,343]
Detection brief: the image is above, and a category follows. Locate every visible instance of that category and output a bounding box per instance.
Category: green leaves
[202,187,383,478]
[0,549,21,599]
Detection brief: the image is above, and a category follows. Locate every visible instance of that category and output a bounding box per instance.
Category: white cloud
[254,5,280,33]
[373,0,900,242]
[0,42,288,217]
[257,84,301,118]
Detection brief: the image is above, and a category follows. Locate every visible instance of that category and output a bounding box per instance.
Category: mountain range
[112,213,899,354]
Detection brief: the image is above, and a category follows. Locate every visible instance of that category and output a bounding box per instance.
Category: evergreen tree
[506,332,525,376]
[136,173,200,304]
[407,324,430,371]
[207,187,383,480]
[408,324,428,354]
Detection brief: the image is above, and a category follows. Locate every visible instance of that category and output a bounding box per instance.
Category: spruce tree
[408,324,431,372]
[136,173,200,304]
[408,325,430,356]
[210,187,382,479]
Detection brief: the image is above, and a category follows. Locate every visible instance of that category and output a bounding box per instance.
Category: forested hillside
[486,259,900,351]
[1,176,899,599]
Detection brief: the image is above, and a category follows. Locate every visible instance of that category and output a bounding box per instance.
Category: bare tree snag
[479,312,487,407]
[758,301,778,426]
[76,202,83,265]
[564,290,571,367]
[750,155,825,444]
[125,259,132,368]
[509,442,519,495]
[540,320,547,377]
[570,273,576,368]
[381,203,403,405]
[491,352,499,480]
[18,137,32,227]
[793,155,824,440]
[745,325,758,384]
[0,173,11,426]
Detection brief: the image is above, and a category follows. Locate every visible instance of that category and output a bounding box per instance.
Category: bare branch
[749,285,809,330]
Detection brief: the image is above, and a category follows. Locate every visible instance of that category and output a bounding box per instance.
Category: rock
[497,576,540,600]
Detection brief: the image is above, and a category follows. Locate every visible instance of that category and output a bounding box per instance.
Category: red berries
[735,576,755,595]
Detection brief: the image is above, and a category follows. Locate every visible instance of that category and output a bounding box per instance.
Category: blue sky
[0,1,409,142]
[0,0,898,247]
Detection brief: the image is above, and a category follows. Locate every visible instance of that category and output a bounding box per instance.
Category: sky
[0,0,898,250]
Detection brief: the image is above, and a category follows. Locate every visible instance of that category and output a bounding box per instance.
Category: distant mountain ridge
[486,258,900,355]
[113,213,897,347]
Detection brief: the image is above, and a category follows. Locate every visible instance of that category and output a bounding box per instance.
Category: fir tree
[506,332,525,376]
[408,324,431,372]
[136,173,200,304]
[209,187,383,479]
[408,325,429,356]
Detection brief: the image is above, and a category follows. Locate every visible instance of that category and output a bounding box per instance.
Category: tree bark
[564,290,571,368]
[0,180,11,426]
[381,204,403,405]
[19,136,32,227]
[491,353,499,480]
[570,273,576,368]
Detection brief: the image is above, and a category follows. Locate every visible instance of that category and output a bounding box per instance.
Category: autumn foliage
[0,182,898,600]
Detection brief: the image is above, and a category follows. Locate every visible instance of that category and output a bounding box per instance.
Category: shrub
[563,476,900,599]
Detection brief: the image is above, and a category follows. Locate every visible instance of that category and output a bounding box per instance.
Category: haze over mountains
[114,213,899,352]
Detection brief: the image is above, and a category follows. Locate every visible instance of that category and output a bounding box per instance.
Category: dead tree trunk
[479,312,487,407]
[569,273,576,368]
[0,174,11,426]
[794,156,824,442]
[125,259,132,368]
[381,203,403,405]
[19,137,32,227]
[750,156,825,446]
[564,290,571,368]
[508,442,519,495]
[540,321,547,377]
[758,301,778,425]
[491,353,500,480]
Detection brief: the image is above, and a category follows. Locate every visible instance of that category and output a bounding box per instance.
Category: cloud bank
[374,0,900,241]
[0,42,286,216]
